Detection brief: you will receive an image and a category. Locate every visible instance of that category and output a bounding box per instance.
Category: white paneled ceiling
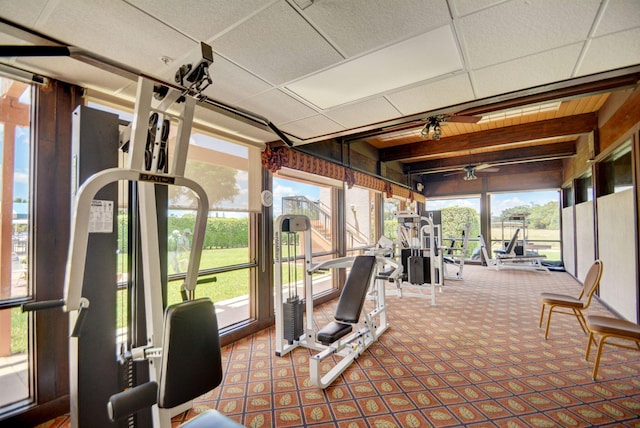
[1,0,639,144]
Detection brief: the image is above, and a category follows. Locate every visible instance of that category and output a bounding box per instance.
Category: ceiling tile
[212,1,343,85]
[285,26,463,110]
[126,0,275,42]
[324,97,401,129]
[37,0,197,77]
[593,0,640,37]
[459,0,600,69]
[301,0,451,57]
[386,74,475,116]
[237,89,317,125]
[450,0,506,17]
[0,0,49,28]
[472,43,583,98]
[279,115,344,141]
[16,56,133,93]
[577,27,640,77]
[202,55,272,105]
[195,107,275,144]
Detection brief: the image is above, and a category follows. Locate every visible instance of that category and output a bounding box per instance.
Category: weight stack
[283,295,304,344]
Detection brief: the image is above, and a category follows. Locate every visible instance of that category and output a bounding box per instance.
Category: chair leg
[573,309,588,334]
[539,304,546,328]
[585,331,595,361]
[544,306,554,339]
[592,334,608,380]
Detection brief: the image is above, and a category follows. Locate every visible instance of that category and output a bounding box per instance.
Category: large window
[273,170,338,297]
[0,78,32,411]
[426,196,481,260]
[88,99,261,331]
[345,185,377,254]
[597,140,633,196]
[170,134,259,328]
[490,190,561,261]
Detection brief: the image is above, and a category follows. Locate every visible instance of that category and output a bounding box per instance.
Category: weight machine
[22,44,252,427]
[394,211,443,306]
[274,214,396,388]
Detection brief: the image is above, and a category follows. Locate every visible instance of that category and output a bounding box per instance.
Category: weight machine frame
[274,214,396,388]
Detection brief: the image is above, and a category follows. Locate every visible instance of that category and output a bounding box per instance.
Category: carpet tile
[38,265,640,427]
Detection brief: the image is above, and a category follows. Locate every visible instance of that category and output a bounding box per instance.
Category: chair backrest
[504,228,520,254]
[158,298,223,408]
[334,255,376,324]
[579,259,604,307]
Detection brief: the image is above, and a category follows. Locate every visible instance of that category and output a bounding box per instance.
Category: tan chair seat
[585,314,640,380]
[540,292,584,308]
[587,315,640,339]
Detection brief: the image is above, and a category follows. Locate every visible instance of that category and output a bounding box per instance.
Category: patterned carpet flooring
[42,264,640,427]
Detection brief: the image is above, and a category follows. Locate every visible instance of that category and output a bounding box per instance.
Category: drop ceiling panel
[450,0,507,16]
[202,55,272,105]
[16,56,133,93]
[0,0,49,28]
[594,0,640,37]
[194,107,276,144]
[285,26,463,109]
[38,0,197,76]
[126,0,275,42]
[212,1,343,85]
[577,27,640,76]
[324,97,401,129]
[279,114,344,141]
[301,0,451,57]
[472,43,583,99]
[237,88,317,125]
[459,0,601,69]
[386,73,475,116]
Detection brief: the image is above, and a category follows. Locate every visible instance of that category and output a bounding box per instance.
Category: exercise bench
[311,255,382,388]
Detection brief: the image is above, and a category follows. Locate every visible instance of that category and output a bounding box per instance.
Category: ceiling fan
[444,164,500,181]
[420,114,481,140]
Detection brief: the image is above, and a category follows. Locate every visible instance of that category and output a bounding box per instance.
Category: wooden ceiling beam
[380,112,597,162]
[406,140,577,174]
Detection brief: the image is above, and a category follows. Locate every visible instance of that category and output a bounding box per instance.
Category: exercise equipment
[23,45,239,427]
[107,298,242,427]
[274,214,396,388]
[442,223,470,280]
[394,211,443,305]
[480,231,550,273]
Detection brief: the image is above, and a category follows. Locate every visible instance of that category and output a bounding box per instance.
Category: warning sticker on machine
[89,200,114,233]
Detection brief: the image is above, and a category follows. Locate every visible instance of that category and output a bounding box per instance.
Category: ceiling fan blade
[481,167,500,173]
[446,115,482,124]
[474,163,492,171]
[443,170,464,177]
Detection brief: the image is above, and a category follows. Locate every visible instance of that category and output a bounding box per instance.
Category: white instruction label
[89,200,114,233]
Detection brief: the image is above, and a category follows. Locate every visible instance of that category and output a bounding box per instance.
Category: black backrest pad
[158,298,223,409]
[334,255,377,324]
[505,228,520,253]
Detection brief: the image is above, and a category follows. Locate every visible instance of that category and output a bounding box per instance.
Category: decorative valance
[262,143,424,203]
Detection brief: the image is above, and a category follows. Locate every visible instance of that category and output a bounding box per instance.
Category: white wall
[562,207,575,276]
[597,190,638,322]
[575,201,595,281]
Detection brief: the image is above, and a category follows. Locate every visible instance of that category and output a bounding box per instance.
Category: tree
[170,159,239,209]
